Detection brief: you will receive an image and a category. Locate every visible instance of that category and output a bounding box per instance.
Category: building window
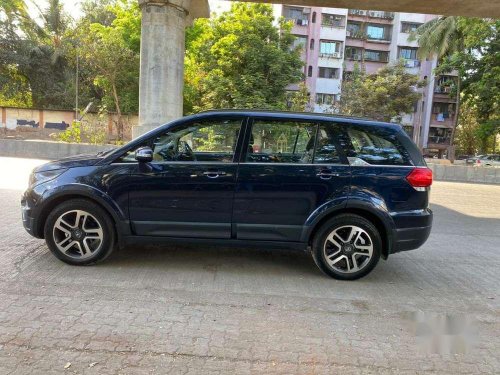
[364,49,389,62]
[428,127,452,145]
[435,76,457,94]
[322,14,345,27]
[399,47,418,60]
[283,6,309,26]
[366,24,391,40]
[316,93,337,105]
[432,102,456,120]
[310,38,315,50]
[312,12,317,23]
[319,40,342,57]
[345,46,363,60]
[291,35,307,51]
[346,22,363,38]
[318,67,340,79]
[308,66,313,77]
[401,22,422,33]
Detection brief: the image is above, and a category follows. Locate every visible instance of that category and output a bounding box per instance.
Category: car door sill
[123,236,308,251]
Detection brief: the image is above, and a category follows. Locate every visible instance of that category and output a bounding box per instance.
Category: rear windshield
[340,125,414,166]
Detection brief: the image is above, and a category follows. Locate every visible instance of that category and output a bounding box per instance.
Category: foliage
[411,17,500,155]
[184,3,304,113]
[0,0,75,108]
[53,121,83,143]
[76,0,140,140]
[455,100,480,155]
[333,62,423,122]
[288,82,311,112]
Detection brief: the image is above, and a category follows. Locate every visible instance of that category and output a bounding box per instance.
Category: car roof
[197,109,403,131]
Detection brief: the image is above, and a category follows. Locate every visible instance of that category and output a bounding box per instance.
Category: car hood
[34,154,103,172]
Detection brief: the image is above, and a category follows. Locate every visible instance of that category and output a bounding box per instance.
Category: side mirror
[135,146,153,163]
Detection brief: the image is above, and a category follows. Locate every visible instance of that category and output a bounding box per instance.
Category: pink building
[276,5,459,158]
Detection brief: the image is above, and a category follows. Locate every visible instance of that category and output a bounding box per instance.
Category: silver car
[467,154,500,167]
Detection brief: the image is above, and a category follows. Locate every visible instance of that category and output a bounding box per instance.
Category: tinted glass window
[314,124,343,164]
[152,119,241,163]
[247,120,317,164]
[344,126,412,166]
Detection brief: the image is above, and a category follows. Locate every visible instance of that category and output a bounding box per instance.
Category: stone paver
[0,157,498,374]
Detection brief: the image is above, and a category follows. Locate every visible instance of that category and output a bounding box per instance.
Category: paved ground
[0,157,499,374]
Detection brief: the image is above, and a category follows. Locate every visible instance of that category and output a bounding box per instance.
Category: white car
[471,154,500,167]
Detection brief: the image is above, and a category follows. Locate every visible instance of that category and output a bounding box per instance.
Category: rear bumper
[390,209,433,254]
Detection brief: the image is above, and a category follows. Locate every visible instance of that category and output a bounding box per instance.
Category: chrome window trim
[239,162,348,167]
[112,161,415,168]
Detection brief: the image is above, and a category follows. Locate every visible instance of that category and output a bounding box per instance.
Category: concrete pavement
[0,157,498,374]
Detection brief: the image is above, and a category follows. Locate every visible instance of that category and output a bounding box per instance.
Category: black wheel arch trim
[34,184,131,246]
[302,198,396,259]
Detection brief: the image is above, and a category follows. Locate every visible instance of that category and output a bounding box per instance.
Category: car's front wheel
[44,199,116,265]
[312,214,381,280]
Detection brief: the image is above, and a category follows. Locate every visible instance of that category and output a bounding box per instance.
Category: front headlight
[29,169,67,187]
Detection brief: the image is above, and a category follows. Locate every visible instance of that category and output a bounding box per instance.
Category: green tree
[289,82,311,112]
[76,0,140,140]
[184,3,304,113]
[0,0,74,108]
[455,100,480,155]
[411,17,500,156]
[334,62,423,122]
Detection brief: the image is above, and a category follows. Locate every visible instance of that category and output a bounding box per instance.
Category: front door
[128,116,245,238]
[233,118,351,242]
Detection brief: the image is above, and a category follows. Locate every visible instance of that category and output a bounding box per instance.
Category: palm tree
[410,16,464,160]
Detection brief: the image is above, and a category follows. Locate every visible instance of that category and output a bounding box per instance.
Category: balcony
[319,52,343,59]
[346,30,367,39]
[348,9,394,19]
[285,18,309,27]
[428,136,451,145]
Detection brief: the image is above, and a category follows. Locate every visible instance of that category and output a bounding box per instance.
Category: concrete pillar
[132,0,209,139]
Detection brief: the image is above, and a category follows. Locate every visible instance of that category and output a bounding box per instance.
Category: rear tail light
[406,168,433,190]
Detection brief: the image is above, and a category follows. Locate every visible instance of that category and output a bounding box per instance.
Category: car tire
[44,199,116,265]
[311,214,381,280]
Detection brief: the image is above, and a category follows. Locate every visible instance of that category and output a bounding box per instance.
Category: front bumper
[21,191,42,238]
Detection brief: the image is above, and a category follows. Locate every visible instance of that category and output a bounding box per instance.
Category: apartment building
[275,5,459,158]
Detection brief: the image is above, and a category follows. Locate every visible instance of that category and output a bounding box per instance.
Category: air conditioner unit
[302,8,311,14]
[357,10,367,16]
[332,52,341,58]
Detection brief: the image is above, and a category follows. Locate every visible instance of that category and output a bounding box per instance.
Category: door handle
[316,170,340,180]
[203,171,227,178]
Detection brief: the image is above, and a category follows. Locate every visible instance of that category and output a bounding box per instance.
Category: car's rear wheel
[44,199,116,265]
[312,214,381,280]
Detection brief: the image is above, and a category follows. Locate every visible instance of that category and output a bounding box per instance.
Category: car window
[343,126,412,166]
[247,120,317,164]
[313,124,343,164]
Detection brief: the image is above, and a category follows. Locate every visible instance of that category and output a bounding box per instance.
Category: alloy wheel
[52,210,104,260]
[323,225,373,273]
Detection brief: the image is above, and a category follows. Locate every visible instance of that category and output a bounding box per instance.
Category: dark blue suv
[22,111,433,280]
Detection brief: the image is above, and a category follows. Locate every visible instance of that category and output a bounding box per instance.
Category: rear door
[232,117,351,242]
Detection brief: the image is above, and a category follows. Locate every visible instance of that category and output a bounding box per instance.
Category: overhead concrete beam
[238,0,500,19]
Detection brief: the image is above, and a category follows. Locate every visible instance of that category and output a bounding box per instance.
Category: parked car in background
[466,154,500,167]
[22,110,433,280]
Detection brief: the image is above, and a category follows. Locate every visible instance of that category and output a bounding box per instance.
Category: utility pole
[75,53,79,121]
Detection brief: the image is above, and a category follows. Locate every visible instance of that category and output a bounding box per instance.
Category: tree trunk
[111,82,123,141]
[448,75,461,162]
